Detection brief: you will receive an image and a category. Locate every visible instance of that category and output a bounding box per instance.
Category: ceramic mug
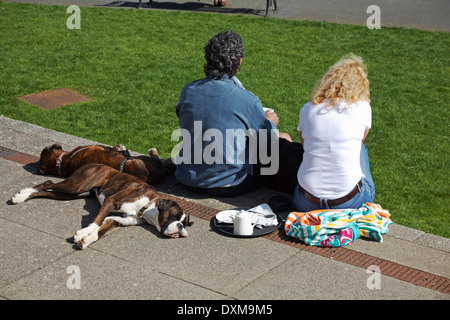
[232,211,254,236]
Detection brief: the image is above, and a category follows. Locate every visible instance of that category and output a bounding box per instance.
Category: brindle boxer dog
[11,163,192,249]
[38,144,174,185]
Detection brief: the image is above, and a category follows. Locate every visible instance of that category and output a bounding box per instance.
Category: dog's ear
[39,144,64,175]
[42,144,62,153]
[50,144,62,150]
[156,198,178,212]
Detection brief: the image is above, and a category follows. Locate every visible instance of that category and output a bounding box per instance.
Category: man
[174,30,300,197]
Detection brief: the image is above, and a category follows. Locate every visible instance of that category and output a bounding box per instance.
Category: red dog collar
[56,152,66,175]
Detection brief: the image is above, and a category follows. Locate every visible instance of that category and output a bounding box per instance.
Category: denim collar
[207,74,244,89]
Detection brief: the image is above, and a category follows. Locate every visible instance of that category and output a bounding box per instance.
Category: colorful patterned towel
[284,203,393,247]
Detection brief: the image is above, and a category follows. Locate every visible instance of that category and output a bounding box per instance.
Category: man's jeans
[293,144,375,211]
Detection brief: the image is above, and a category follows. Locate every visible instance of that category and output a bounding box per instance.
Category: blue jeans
[293,144,375,211]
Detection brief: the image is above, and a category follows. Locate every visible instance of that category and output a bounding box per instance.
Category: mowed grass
[0,1,448,237]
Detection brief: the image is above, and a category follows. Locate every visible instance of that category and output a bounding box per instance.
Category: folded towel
[284,203,393,247]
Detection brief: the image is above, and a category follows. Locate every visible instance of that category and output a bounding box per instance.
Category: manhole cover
[18,88,92,109]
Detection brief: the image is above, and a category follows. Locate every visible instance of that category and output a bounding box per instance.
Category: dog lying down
[11,163,193,249]
[37,143,174,185]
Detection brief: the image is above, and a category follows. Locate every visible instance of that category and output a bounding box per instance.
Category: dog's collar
[55,146,92,176]
[119,157,129,172]
[56,152,66,175]
[138,197,161,231]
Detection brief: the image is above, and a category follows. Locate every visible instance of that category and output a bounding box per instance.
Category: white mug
[231,210,254,236]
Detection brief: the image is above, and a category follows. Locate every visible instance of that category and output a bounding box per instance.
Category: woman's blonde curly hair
[311,54,370,109]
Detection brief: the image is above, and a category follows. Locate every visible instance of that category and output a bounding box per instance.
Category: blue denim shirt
[174,75,276,188]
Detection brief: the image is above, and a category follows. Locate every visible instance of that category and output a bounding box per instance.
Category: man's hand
[265,110,279,126]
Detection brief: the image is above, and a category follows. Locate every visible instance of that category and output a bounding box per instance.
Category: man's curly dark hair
[204,30,245,79]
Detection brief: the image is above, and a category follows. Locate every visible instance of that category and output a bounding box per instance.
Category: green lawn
[0,1,449,237]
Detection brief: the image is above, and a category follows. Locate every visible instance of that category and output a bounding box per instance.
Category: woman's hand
[362,129,369,142]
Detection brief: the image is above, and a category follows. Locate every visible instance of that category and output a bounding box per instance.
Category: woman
[294,54,375,211]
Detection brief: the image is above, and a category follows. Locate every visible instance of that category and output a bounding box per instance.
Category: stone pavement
[0,116,449,301]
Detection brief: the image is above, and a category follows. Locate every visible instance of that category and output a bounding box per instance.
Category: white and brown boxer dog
[38,144,174,185]
[11,163,192,249]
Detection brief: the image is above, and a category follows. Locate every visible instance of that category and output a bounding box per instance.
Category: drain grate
[2,146,449,295]
[0,146,40,165]
[18,88,92,109]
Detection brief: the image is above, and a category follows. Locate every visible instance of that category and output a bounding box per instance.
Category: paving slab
[0,218,73,289]
[232,250,447,300]
[0,249,226,300]
[349,231,450,279]
[91,218,299,296]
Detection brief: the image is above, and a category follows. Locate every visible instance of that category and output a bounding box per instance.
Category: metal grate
[18,88,92,109]
[0,146,39,165]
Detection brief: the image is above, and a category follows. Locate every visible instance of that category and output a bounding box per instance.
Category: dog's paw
[148,148,159,158]
[77,233,99,250]
[113,144,127,152]
[73,231,85,244]
[11,188,37,204]
[73,223,100,249]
